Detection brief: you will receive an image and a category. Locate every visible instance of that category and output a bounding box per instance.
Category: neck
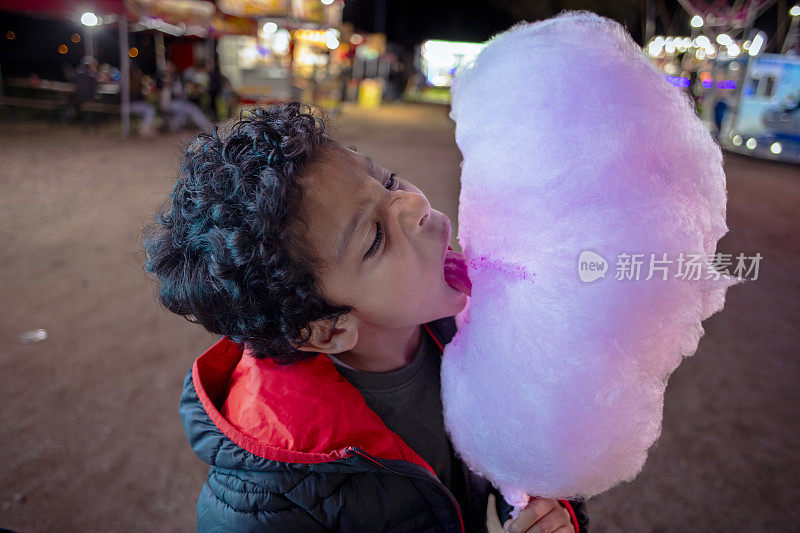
[334,323,422,373]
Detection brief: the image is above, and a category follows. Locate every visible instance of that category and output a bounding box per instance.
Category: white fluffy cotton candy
[441,11,740,506]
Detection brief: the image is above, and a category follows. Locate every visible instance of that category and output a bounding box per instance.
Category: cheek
[390,249,430,281]
[391,262,440,306]
[360,244,442,312]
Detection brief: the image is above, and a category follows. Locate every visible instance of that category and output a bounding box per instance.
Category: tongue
[444,246,472,296]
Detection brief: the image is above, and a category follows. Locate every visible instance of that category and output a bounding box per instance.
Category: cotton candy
[441,11,740,509]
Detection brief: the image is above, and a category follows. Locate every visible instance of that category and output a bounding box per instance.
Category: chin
[416,289,464,327]
[437,280,469,318]
[449,290,469,314]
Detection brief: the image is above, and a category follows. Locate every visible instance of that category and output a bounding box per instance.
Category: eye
[364,174,399,259]
[365,222,382,258]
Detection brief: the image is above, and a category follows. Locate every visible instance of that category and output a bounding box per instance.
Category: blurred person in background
[183,60,209,108]
[207,55,237,121]
[129,63,156,137]
[386,60,408,102]
[158,61,213,133]
[207,59,223,122]
[61,62,75,82]
[220,74,238,120]
[783,89,800,113]
[714,94,729,140]
[97,63,113,83]
[73,56,98,125]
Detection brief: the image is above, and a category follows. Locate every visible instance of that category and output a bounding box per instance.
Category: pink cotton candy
[441,11,741,504]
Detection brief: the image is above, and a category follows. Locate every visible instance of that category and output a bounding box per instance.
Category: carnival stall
[216,0,344,107]
[1,0,348,136]
[724,53,800,162]
[643,0,800,163]
[406,39,484,104]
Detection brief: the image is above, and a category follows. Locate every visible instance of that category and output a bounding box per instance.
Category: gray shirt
[328,328,467,506]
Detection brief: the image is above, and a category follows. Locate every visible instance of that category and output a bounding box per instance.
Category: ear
[295,313,358,354]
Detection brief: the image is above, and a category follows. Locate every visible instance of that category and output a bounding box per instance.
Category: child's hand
[502,497,574,533]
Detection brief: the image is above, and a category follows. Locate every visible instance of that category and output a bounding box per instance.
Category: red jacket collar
[191,323,445,476]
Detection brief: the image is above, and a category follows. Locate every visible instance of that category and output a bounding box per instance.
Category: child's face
[293,142,467,336]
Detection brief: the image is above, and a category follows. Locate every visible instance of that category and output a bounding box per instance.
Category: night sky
[343,0,783,54]
[0,0,788,80]
[344,0,648,49]
[344,0,519,47]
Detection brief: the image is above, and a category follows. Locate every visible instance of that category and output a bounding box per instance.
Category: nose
[391,190,430,231]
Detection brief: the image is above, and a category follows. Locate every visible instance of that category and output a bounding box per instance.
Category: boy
[143,103,588,532]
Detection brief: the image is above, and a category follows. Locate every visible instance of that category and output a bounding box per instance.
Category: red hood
[191,323,446,477]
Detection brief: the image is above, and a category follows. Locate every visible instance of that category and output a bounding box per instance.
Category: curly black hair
[142,103,352,365]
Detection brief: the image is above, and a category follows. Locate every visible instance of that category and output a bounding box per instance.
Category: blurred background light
[749,32,765,55]
[325,34,340,49]
[716,33,732,46]
[80,12,98,27]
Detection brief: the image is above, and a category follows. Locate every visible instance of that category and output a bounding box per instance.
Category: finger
[524,497,558,522]
[505,517,529,533]
[529,506,572,533]
[551,527,573,533]
[506,498,557,533]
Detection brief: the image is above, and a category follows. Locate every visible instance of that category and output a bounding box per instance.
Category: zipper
[346,446,466,533]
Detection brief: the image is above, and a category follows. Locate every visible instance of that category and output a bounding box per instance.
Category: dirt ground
[1,103,798,532]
